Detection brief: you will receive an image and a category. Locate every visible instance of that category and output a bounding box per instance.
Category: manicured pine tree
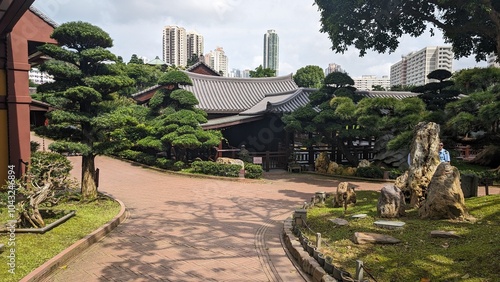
[36,21,136,200]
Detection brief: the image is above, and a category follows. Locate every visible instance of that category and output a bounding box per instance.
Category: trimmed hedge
[245,163,263,179]
[354,166,384,179]
[118,149,156,166]
[191,161,241,177]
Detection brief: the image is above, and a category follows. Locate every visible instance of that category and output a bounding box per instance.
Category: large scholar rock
[419,162,471,220]
[216,157,244,170]
[395,122,441,207]
[333,182,356,209]
[326,161,339,174]
[377,184,406,218]
[315,152,330,173]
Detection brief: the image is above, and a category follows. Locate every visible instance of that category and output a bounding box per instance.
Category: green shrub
[156,158,174,169]
[245,163,263,179]
[355,166,384,179]
[118,149,142,161]
[190,161,241,177]
[31,141,40,152]
[118,150,156,166]
[173,161,186,171]
[388,169,404,179]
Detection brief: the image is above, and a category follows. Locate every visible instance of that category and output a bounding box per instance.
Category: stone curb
[283,217,337,282]
[20,195,128,282]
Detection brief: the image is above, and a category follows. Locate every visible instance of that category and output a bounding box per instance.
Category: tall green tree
[138,71,222,162]
[293,65,325,88]
[452,67,500,94]
[314,0,500,61]
[249,65,276,77]
[413,69,461,111]
[36,21,135,200]
[128,54,144,64]
[445,85,500,167]
[284,72,362,165]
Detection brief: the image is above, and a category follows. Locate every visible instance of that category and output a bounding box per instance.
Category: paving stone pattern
[32,135,498,282]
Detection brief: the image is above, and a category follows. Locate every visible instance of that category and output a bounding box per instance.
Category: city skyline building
[29,68,54,85]
[187,31,204,62]
[162,25,187,67]
[263,29,279,76]
[325,63,343,75]
[353,75,391,91]
[204,47,228,76]
[390,46,454,87]
[487,53,499,68]
[163,25,204,67]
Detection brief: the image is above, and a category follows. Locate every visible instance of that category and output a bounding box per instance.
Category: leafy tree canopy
[128,54,144,64]
[36,21,136,200]
[452,67,500,94]
[249,65,276,77]
[293,65,325,88]
[314,0,500,61]
[413,69,460,111]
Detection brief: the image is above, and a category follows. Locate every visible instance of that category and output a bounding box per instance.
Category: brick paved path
[33,134,498,282]
[41,154,384,282]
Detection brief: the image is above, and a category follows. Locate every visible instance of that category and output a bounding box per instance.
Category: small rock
[329,218,349,226]
[374,220,406,229]
[430,230,461,238]
[352,232,401,244]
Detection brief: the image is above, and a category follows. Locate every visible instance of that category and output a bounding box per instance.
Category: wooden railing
[214,144,377,171]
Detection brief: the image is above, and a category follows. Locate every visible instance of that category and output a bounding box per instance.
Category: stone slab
[352,232,401,244]
[351,213,367,219]
[374,220,406,229]
[430,230,461,238]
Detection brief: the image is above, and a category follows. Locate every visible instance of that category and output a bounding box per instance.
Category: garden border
[19,194,127,282]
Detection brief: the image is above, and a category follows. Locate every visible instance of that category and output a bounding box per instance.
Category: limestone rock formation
[216,157,244,170]
[395,122,441,207]
[358,159,371,168]
[326,161,338,174]
[377,184,406,218]
[333,182,356,210]
[419,162,471,220]
[315,152,330,173]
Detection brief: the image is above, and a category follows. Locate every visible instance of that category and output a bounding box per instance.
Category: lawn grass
[0,195,121,282]
[302,191,500,282]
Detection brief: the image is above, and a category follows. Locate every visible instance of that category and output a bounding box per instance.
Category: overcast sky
[33,0,487,77]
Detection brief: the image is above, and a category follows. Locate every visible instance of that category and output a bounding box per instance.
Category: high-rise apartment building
[29,68,54,85]
[187,31,204,62]
[163,26,204,67]
[487,53,499,68]
[204,47,228,76]
[390,46,453,87]
[353,75,391,90]
[163,25,187,67]
[325,63,343,75]
[263,29,279,75]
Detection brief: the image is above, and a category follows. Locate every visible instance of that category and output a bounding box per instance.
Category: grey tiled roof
[181,71,298,113]
[132,72,298,113]
[356,90,419,99]
[239,88,317,115]
[30,6,59,28]
[201,115,264,129]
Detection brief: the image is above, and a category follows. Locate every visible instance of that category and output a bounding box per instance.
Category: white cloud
[34,0,486,77]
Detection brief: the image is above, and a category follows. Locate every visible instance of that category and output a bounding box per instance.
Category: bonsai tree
[138,70,222,162]
[35,21,136,200]
[16,152,77,228]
